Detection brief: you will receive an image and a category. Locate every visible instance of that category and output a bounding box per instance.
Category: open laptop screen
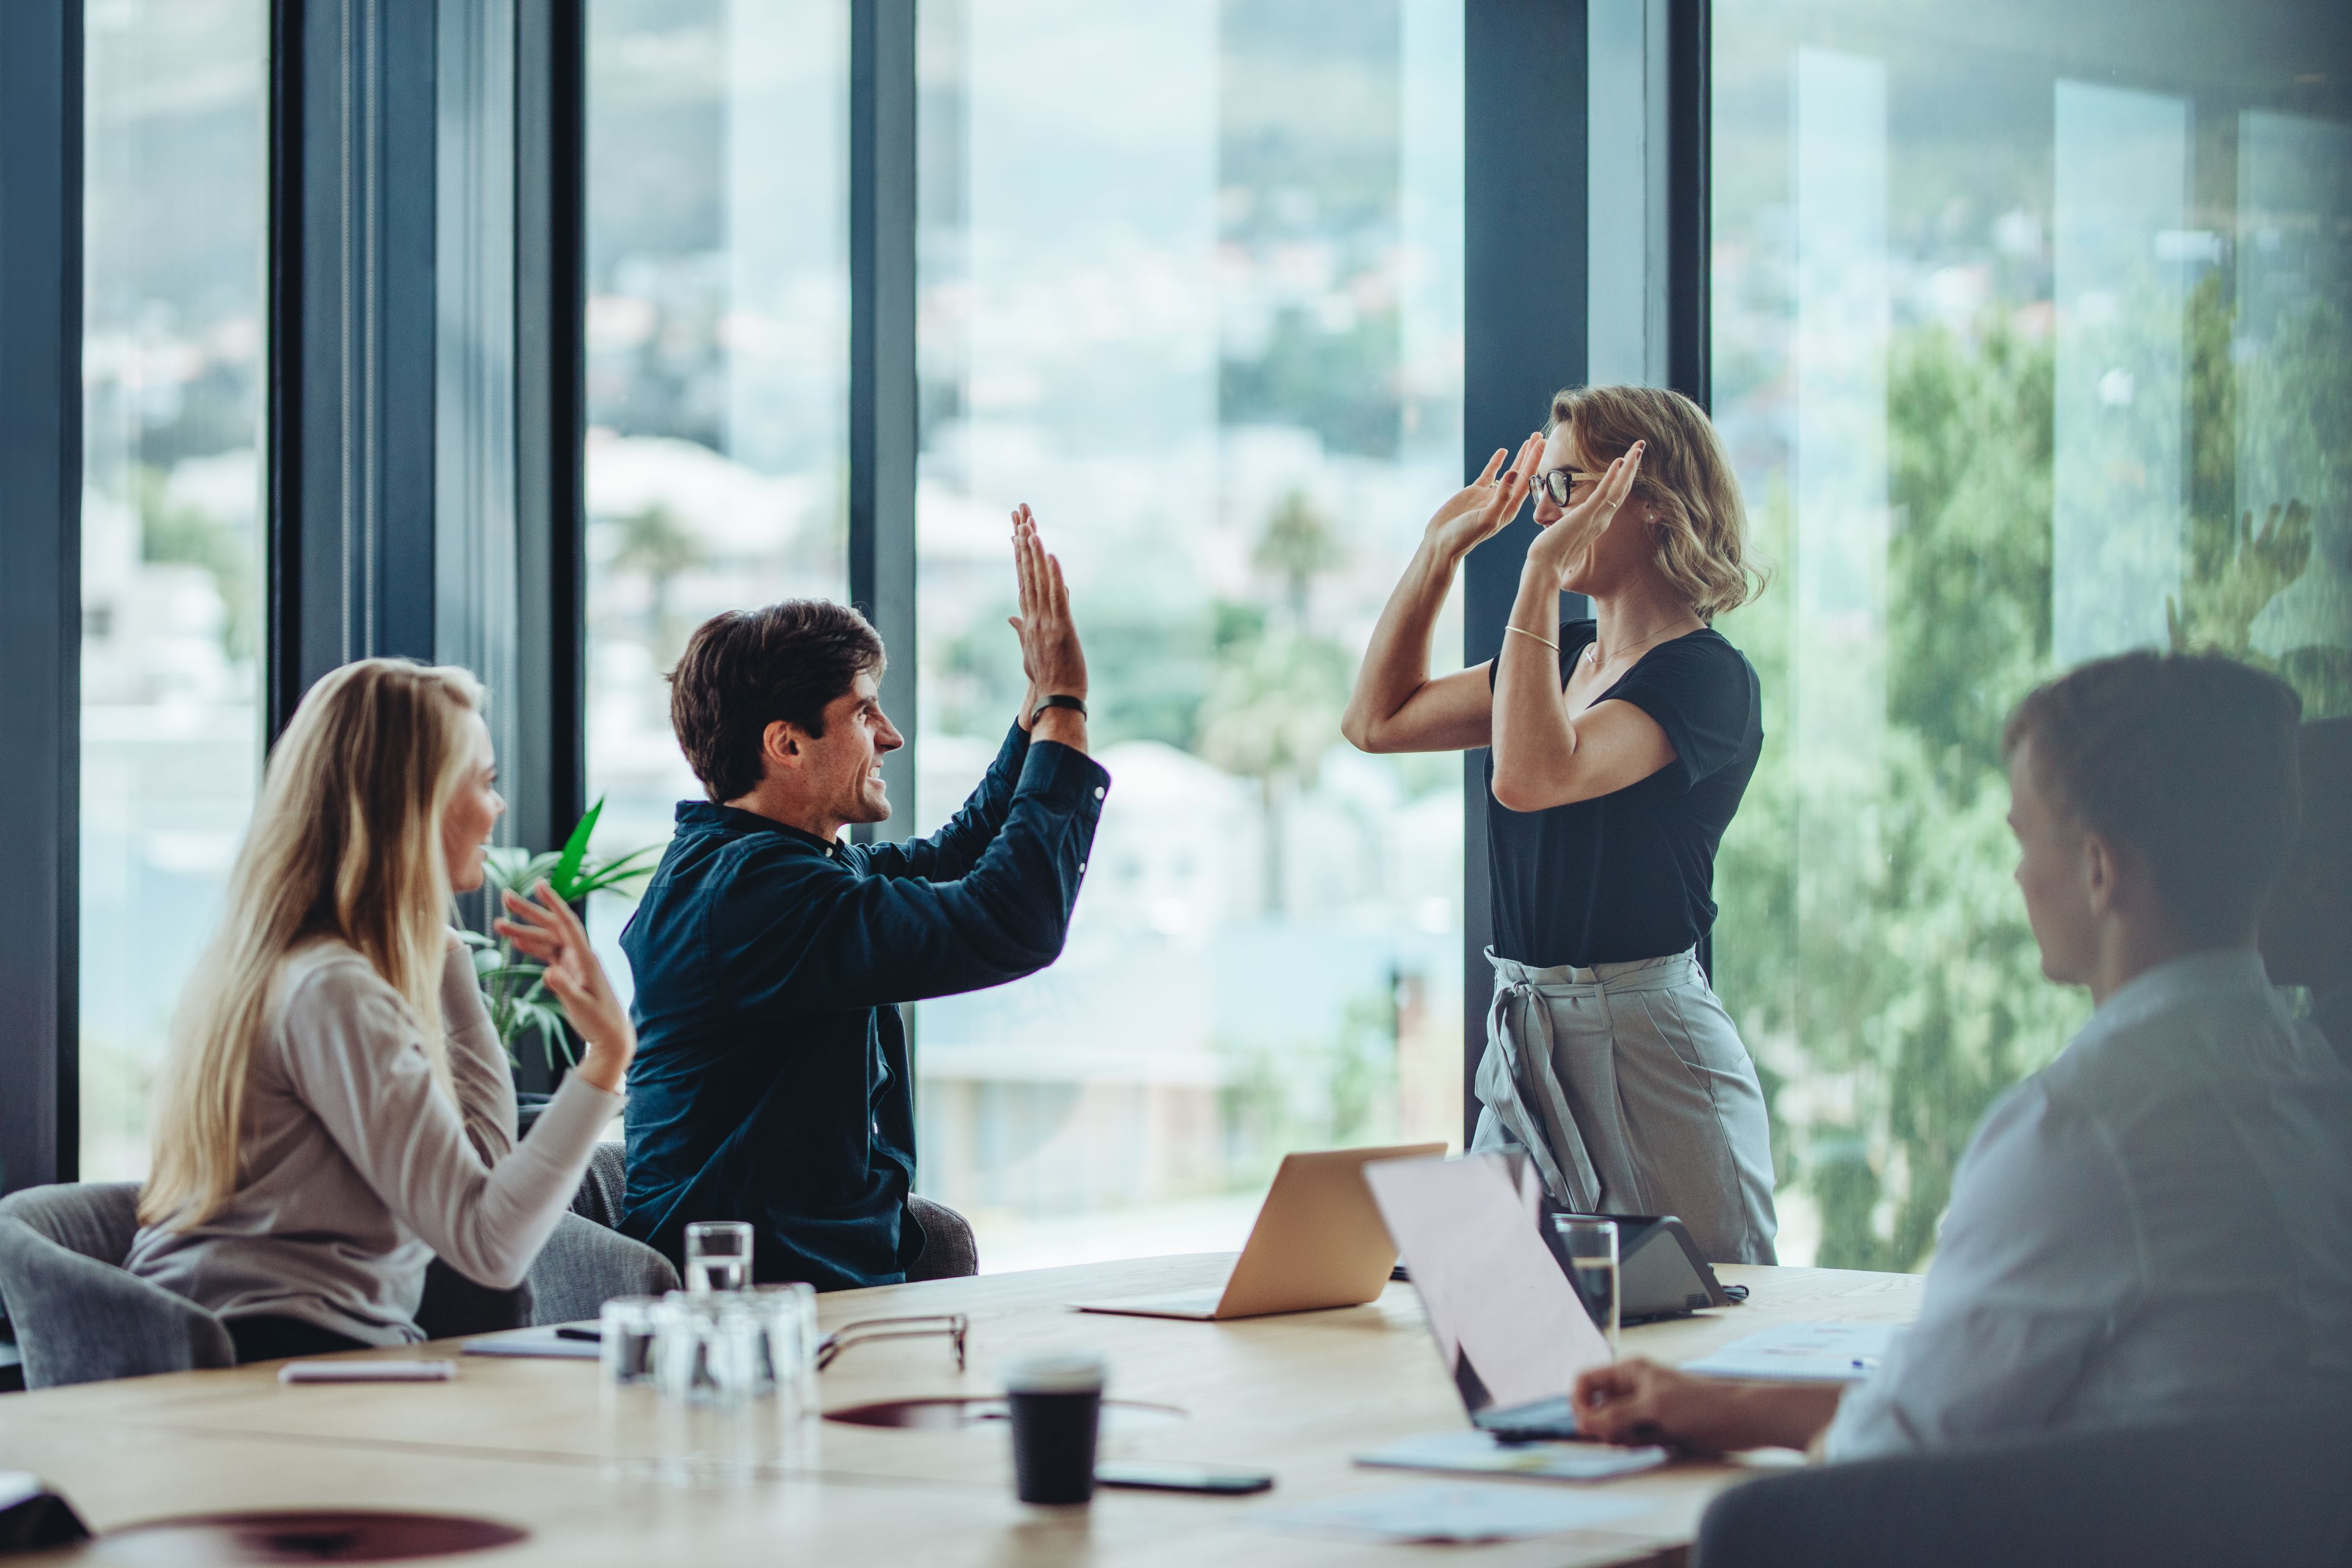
[1363,1152,1612,1418]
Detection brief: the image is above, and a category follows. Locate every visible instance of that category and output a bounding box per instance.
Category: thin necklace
[1586,617,1699,667]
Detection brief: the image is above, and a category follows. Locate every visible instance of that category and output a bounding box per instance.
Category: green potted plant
[458,797,659,1072]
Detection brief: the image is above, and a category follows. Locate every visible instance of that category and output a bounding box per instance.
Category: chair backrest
[1694,1409,2352,1568]
[525,1211,678,1325]
[569,1141,628,1231]
[0,1183,236,1389]
[905,1196,978,1281]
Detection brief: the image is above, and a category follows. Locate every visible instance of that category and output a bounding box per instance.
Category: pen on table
[1851,1356,1878,1370]
[555,1325,602,1343]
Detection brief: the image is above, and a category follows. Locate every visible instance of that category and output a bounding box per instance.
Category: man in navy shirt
[618,506,1106,1288]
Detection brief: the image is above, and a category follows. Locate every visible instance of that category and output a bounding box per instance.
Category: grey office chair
[1693,1409,2352,1568]
[0,1181,677,1389]
[905,1196,979,1281]
[569,1140,979,1283]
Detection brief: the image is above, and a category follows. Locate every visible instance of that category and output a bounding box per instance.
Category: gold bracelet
[1505,624,1560,654]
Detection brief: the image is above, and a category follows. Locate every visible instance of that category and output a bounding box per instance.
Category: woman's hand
[494,881,635,1095]
[1006,503,1089,735]
[1426,432,1544,562]
[1523,441,1643,593]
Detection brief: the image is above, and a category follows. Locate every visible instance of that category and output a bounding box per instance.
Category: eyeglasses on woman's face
[1535,468,1605,507]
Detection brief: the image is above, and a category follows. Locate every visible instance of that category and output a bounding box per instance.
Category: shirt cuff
[1017,737,1111,821]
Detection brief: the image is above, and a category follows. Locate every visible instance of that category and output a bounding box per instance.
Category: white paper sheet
[1680,1321,1897,1382]
[1260,1483,1648,1544]
[1363,1153,1612,1412]
[460,1323,602,1360]
[1356,1429,1670,1482]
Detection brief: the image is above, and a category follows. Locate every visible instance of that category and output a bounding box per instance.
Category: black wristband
[1029,693,1088,726]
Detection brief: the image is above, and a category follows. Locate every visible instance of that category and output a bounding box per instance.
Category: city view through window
[1707,0,2351,1268]
[583,0,1466,1269]
[69,1,2342,1283]
[77,0,269,1180]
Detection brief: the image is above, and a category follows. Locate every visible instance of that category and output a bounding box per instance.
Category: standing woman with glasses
[1342,385,1777,1263]
[127,658,637,1360]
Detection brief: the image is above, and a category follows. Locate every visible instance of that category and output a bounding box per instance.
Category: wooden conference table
[0,1255,1920,1567]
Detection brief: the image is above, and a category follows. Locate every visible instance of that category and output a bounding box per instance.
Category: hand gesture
[1425,432,1544,562]
[1571,1357,1726,1452]
[1006,503,1088,725]
[495,881,636,1093]
[1524,441,1642,592]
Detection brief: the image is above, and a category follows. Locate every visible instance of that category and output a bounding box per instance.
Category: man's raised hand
[1006,503,1089,738]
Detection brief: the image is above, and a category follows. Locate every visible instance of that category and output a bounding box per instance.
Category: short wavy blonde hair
[1545,383,1766,620]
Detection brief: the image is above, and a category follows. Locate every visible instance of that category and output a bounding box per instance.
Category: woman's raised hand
[494,881,636,1094]
[1524,441,1643,592]
[1425,431,1544,562]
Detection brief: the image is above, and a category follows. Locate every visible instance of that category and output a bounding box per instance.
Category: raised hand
[1426,430,1544,562]
[1524,440,1642,592]
[1005,503,1089,732]
[494,881,635,1093]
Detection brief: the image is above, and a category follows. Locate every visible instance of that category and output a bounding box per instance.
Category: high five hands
[1006,503,1090,746]
[1424,432,1546,562]
[1522,439,1643,593]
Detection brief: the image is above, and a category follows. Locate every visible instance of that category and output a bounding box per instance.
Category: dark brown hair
[669,601,885,802]
[2003,651,2303,945]
[1545,383,1766,620]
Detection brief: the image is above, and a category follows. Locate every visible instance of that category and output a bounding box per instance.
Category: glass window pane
[914,0,1467,1270]
[79,0,269,1180]
[584,0,851,984]
[1709,1,2352,1268]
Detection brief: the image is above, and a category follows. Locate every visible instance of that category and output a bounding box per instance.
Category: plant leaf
[572,845,662,897]
[551,797,605,900]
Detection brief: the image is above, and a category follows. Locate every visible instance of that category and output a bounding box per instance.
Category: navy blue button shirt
[617,723,1108,1290]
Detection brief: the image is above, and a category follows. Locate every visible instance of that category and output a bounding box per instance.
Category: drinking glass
[684,1220,755,1294]
[728,1284,819,1407]
[654,1292,761,1406]
[1551,1216,1620,1359]
[598,1295,665,1389]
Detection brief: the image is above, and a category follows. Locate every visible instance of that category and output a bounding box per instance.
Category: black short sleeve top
[1484,620,1763,967]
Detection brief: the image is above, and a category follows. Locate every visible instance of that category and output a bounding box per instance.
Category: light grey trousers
[1469,947,1779,1264]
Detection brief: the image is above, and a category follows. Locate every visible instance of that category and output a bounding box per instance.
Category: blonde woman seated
[126,659,635,1362]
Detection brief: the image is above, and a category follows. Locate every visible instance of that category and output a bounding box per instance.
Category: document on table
[461,1323,601,1360]
[1261,1483,1649,1545]
[1356,1429,1670,1482]
[1680,1321,1898,1382]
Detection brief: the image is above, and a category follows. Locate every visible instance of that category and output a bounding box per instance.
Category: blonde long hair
[1546,383,1768,620]
[139,659,486,1229]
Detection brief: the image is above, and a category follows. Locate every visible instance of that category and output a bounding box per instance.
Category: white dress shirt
[1825,949,2352,1460]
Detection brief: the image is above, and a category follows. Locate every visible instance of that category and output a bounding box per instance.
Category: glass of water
[684,1220,755,1293]
[727,1284,819,1406]
[1551,1216,1620,1359]
[599,1294,665,1389]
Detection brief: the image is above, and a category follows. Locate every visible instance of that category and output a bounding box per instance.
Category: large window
[910,0,1468,1269]
[78,0,269,1180]
[583,0,852,973]
[1709,0,2352,1267]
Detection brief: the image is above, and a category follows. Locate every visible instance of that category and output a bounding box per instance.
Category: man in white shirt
[1572,651,2352,1458]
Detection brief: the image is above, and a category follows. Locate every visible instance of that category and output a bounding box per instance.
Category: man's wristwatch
[1030,693,1088,727]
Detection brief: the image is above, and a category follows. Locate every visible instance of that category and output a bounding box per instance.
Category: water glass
[684,1220,755,1294]
[654,1292,762,1406]
[1551,1216,1620,1359]
[727,1284,819,1407]
[598,1295,665,1389]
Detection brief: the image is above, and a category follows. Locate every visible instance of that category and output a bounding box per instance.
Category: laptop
[1072,1143,1444,1321]
[1364,1151,1612,1442]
